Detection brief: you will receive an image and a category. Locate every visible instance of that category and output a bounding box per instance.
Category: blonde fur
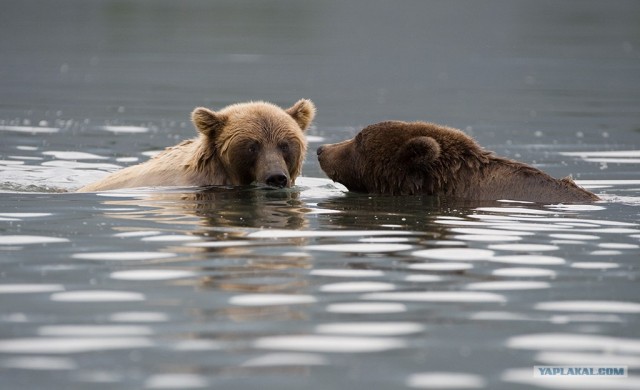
[78,100,315,192]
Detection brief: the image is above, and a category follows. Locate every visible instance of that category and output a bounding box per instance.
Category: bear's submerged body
[77,139,227,192]
[317,121,599,203]
[78,100,315,192]
[445,156,598,203]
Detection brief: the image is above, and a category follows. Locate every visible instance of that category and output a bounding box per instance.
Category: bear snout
[265,172,290,188]
[316,145,325,156]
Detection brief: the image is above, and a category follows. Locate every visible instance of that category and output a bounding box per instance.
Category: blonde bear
[78,100,316,192]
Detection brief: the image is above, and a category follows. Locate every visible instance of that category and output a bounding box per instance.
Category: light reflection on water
[0,180,638,389]
[3,158,635,384]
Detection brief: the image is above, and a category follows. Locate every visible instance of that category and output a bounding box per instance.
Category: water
[1,1,639,389]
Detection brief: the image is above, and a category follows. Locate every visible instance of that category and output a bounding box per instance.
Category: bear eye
[248,141,259,154]
[278,142,289,153]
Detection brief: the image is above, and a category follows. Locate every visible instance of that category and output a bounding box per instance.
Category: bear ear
[285,99,316,131]
[396,136,441,170]
[191,107,227,137]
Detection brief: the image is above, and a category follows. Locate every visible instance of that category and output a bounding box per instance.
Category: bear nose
[266,173,289,188]
[316,145,325,156]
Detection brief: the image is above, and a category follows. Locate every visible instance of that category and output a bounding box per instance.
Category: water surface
[1,1,639,389]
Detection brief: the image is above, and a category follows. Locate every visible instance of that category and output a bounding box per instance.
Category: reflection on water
[1,180,639,389]
[1,0,640,389]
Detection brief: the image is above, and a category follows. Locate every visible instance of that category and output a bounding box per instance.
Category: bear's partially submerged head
[192,100,315,188]
[317,121,483,195]
[317,121,600,202]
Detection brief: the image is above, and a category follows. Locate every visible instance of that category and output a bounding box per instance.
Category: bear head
[191,99,315,188]
[317,121,485,195]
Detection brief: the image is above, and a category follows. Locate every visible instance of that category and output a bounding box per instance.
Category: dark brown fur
[317,121,600,203]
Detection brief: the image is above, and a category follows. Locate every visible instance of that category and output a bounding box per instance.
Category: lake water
[1,1,639,389]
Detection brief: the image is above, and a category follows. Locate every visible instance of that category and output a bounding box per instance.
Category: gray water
[1,1,639,389]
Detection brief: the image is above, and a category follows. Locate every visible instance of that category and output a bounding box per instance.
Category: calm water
[1,1,639,389]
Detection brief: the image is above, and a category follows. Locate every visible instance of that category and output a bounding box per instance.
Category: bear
[77,99,316,192]
[317,120,600,203]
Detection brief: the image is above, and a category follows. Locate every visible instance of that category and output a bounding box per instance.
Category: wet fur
[78,100,315,192]
[318,121,600,203]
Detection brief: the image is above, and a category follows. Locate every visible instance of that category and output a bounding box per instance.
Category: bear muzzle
[265,172,290,188]
[316,141,351,174]
[253,149,293,188]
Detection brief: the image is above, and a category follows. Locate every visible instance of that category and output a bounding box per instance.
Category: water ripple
[110,269,197,281]
[72,251,177,261]
[310,269,385,278]
[248,229,416,238]
[253,335,407,353]
[320,281,396,293]
[489,243,559,252]
[241,352,328,367]
[0,356,77,370]
[571,262,620,269]
[0,125,59,133]
[535,300,640,313]
[466,281,550,290]
[361,291,507,303]
[0,337,153,354]
[144,373,208,389]
[0,284,65,294]
[305,243,413,253]
[50,290,145,302]
[229,294,317,306]
[42,151,107,160]
[325,302,407,314]
[101,125,149,133]
[38,325,153,336]
[492,268,556,277]
[411,248,494,261]
[489,255,565,265]
[408,262,474,271]
[315,322,425,336]
[0,235,69,245]
[506,332,640,353]
[407,372,486,389]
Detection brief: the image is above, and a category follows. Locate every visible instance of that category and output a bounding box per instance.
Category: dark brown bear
[317,121,600,203]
